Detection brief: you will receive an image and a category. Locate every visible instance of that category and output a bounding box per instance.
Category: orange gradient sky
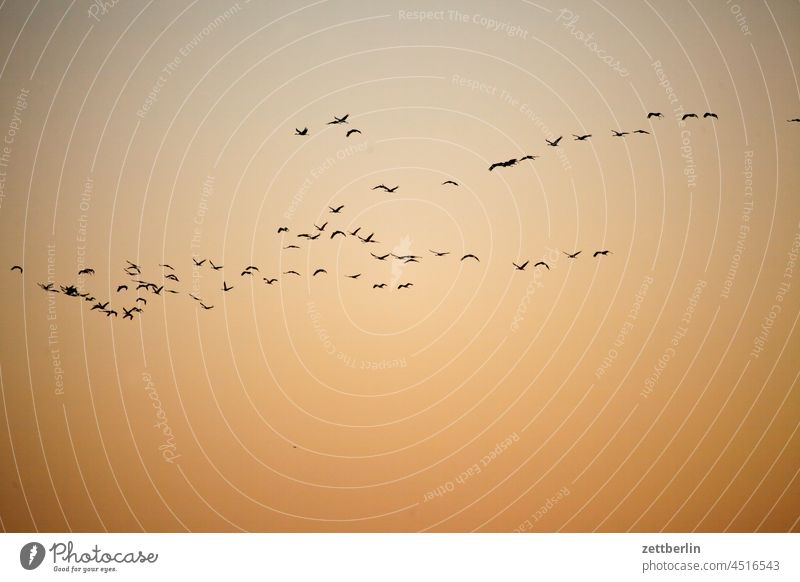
[0,0,798,532]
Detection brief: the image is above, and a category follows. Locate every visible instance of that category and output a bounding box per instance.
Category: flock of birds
[6,111,800,321]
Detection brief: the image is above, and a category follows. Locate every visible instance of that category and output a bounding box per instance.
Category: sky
[0,0,798,532]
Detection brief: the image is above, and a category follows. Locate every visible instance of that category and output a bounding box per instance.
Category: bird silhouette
[573,134,591,141]
[125,260,141,272]
[593,250,613,257]
[441,180,458,186]
[308,233,321,240]
[346,274,361,279]
[348,227,361,236]
[263,278,278,285]
[10,265,22,273]
[244,265,259,272]
[681,113,698,120]
[788,118,800,123]
[397,283,414,289]
[314,221,328,232]
[159,263,174,270]
[135,297,147,304]
[284,270,301,276]
[151,285,164,295]
[373,283,386,289]
[372,184,398,193]
[430,250,450,256]
[461,254,480,262]
[38,282,56,292]
[284,244,300,249]
[647,112,663,118]
[329,205,344,213]
[102,309,118,317]
[534,261,550,270]
[633,129,650,134]
[488,158,517,171]
[241,270,254,276]
[122,308,136,320]
[165,273,179,281]
[611,130,629,137]
[297,233,313,239]
[513,260,529,271]
[327,114,349,124]
[209,261,223,270]
[546,136,562,146]
[295,127,308,135]
[519,154,538,161]
[199,302,214,310]
[359,232,378,244]
[91,301,109,311]
[116,284,128,292]
[193,258,206,267]
[222,281,234,291]
[563,251,582,259]
[703,112,718,119]
[330,230,346,239]
[312,268,327,276]
[345,128,361,137]
[371,252,390,261]
[78,268,95,275]
[277,226,289,233]
[189,293,202,302]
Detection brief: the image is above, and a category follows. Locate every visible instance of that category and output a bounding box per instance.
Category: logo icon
[20,542,45,570]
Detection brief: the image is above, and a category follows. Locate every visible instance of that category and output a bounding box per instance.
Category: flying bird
[359,232,378,244]
[633,129,650,134]
[788,118,800,123]
[681,113,698,120]
[647,112,663,119]
[222,281,234,291]
[563,251,582,259]
[371,252,390,261]
[263,278,278,285]
[38,282,57,292]
[348,227,361,237]
[10,265,22,273]
[241,270,254,277]
[441,180,458,186]
[307,233,321,240]
[372,184,398,193]
[122,308,136,320]
[373,283,387,289]
[193,258,206,267]
[116,284,128,292]
[165,273,179,281]
[533,261,550,270]
[430,250,449,256]
[159,263,174,270]
[312,268,327,276]
[519,154,538,161]
[283,270,301,276]
[327,114,349,125]
[513,261,529,271]
[209,261,223,270]
[295,127,308,136]
[703,112,718,119]
[611,130,629,137]
[277,226,289,233]
[284,244,300,249]
[151,285,164,295]
[91,301,109,311]
[593,250,613,257]
[102,309,118,317]
[397,283,414,289]
[330,230,346,239]
[346,274,361,279]
[78,268,95,275]
[244,265,259,272]
[135,297,147,304]
[345,129,361,137]
[329,205,344,213]
[545,136,562,147]
[488,158,517,171]
[199,302,214,310]
[461,254,480,262]
[314,221,328,232]
[573,134,591,141]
